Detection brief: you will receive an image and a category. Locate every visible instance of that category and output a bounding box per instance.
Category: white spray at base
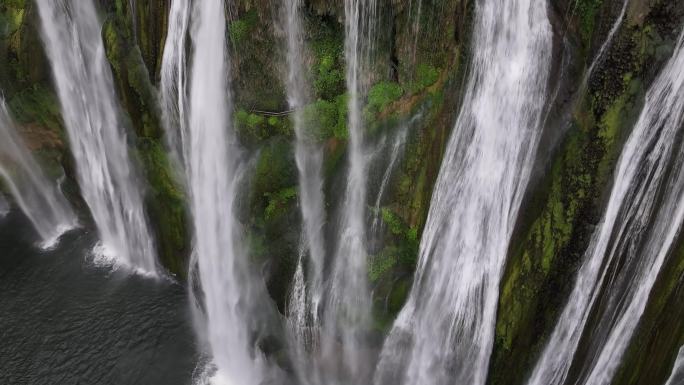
[283,0,327,371]
[36,0,158,274]
[374,1,552,384]
[0,98,77,247]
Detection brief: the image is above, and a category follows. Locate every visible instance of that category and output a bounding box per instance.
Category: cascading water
[283,0,327,360]
[371,123,410,234]
[160,0,264,383]
[407,0,423,67]
[581,0,630,86]
[374,1,552,384]
[36,0,157,274]
[665,347,684,385]
[160,0,190,170]
[0,98,77,246]
[323,0,377,381]
[527,29,684,385]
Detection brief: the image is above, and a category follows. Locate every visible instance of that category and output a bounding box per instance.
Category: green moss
[103,20,121,72]
[301,99,335,139]
[0,5,24,38]
[252,139,297,214]
[333,94,349,139]
[229,7,285,111]
[314,54,345,100]
[407,227,418,242]
[367,82,404,114]
[369,251,397,283]
[489,14,657,382]
[575,0,603,46]
[137,138,188,277]
[235,109,292,143]
[264,186,297,220]
[598,74,639,149]
[377,207,420,269]
[388,279,410,314]
[310,20,345,100]
[409,64,440,93]
[244,110,266,127]
[300,94,349,140]
[490,124,600,384]
[125,46,157,111]
[229,10,258,46]
[599,93,625,145]
[8,85,62,132]
[381,207,405,236]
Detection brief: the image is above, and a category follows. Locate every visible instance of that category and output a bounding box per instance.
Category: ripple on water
[0,213,198,385]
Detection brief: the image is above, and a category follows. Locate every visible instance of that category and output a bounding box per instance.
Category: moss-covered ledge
[489,1,684,384]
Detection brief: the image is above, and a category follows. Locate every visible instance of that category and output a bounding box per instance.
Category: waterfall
[528,30,684,385]
[288,247,313,349]
[371,123,410,234]
[0,98,77,246]
[665,347,684,385]
[407,0,423,68]
[581,0,630,88]
[322,0,378,380]
[160,0,264,383]
[374,1,552,384]
[160,0,190,171]
[36,0,158,274]
[283,0,327,359]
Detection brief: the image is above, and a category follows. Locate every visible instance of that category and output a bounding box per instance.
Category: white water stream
[160,0,190,170]
[374,1,552,384]
[160,0,265,383]
[37,0,158,273]
[283,0,327,365]
[322,0,378,382]
[665,347,684,385]
[0,98,76,246]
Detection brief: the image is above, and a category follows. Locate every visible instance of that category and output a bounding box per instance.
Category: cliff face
[491,1,684,384]
[1,0,683,383]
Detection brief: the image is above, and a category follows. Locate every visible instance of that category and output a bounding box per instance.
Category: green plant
[367,82,403,114]
[264,186,297,220]
[229,10,258,45]
[369,251,397,282]
[311,26,345,100]
[412,64,440,92]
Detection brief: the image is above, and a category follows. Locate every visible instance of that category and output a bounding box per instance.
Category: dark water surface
[0,212,198,385]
